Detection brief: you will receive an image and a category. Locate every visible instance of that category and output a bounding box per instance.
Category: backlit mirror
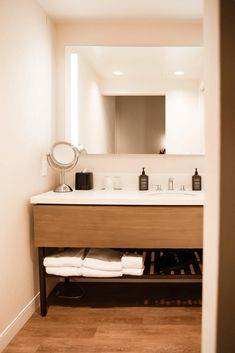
[65,46,205,155]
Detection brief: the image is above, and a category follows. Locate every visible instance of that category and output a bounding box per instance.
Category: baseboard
[0,293,40,353]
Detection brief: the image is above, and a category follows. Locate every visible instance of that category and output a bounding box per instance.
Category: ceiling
[37,0,203,22]
[75,46,203,81]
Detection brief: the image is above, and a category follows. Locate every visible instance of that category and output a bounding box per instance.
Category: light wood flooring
[3,306,201,353]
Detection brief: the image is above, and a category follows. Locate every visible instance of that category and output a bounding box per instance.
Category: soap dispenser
[192,168,202,190]
[139,168,149,191]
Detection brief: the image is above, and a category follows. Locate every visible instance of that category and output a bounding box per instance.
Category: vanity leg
[38,247,47,316]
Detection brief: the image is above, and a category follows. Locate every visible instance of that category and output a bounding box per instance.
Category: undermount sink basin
[147,192,196,197]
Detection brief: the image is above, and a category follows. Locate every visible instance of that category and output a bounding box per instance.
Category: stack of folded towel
[82,248,123,277]
[43,248,145,278]
[43,248,85,276]
[121,252,145,276]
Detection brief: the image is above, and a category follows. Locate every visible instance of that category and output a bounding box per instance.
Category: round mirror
[50,142,77,168]
[47,141,79,193]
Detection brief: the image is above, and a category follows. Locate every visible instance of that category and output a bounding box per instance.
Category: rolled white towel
[82,267,123,278]
[121,253,144,269]
[45,266,82,277]
[123,267,145,276]
[43,248,85,268]
[83,248,122,271]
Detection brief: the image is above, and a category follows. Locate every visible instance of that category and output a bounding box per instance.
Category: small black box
[75,172,93,190]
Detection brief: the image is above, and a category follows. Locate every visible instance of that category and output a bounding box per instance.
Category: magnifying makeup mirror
[47,141,79,192]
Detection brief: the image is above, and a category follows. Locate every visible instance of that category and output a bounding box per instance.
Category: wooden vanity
[34,204,203,249]
[31,190,204,316]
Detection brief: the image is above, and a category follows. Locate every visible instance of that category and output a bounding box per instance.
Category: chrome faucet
[168,178,174,191]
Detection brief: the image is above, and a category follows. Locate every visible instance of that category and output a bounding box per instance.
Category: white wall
[68,154,205,192]
[0,0,56,350]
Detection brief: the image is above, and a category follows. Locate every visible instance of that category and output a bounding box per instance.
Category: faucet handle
[152,184,162,191]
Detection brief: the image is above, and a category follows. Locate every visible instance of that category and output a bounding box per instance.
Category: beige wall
[217,1,235,352]
[202,0,220,352]
[0,0,56,350]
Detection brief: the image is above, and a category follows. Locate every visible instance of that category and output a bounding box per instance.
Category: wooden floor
[3,306,201,353]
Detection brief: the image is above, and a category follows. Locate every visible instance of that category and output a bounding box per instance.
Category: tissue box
[75,172,93,190]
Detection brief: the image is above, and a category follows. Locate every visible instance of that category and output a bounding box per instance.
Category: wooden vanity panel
[33,205,203,248]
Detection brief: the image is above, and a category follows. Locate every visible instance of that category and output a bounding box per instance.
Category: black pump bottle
[139,168,149,191]
[192,168,202,190]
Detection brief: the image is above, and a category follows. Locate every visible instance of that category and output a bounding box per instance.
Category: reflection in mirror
[52,142,77,165]
[66,46,204,155]
[115,96,165,154]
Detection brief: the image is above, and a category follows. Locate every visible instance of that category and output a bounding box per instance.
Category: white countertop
[30,190,204,206]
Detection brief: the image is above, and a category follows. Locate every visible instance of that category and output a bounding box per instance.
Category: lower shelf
[45,249,203,284]
[48,276,202,283]
[39,248,203,315]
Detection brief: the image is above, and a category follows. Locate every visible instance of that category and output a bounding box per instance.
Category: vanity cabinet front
[34,205,203,249]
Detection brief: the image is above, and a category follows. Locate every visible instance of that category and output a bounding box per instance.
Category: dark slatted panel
[120,249,203,277]
[154,250,161,274]
[143,250,152,275]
